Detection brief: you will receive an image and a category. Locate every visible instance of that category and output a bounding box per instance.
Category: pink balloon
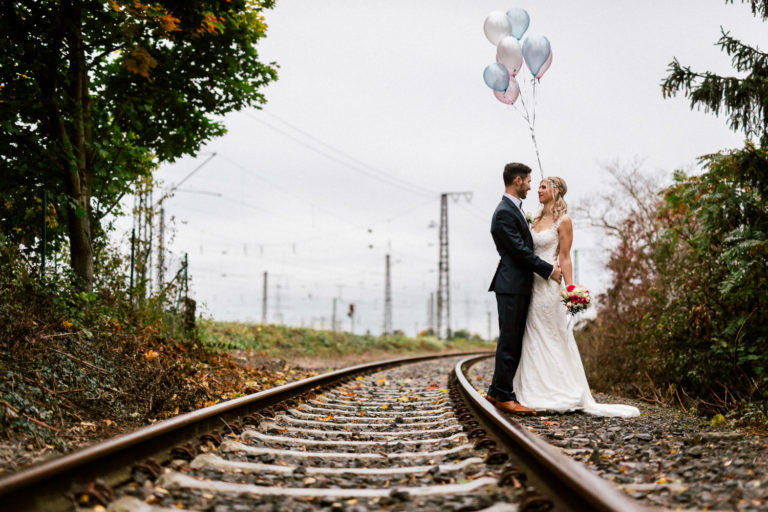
[493,78,520,105]
[535,51,553,80]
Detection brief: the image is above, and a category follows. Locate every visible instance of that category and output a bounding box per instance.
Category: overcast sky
[118,0,766,338]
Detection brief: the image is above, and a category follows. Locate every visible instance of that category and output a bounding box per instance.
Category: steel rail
[0,350,490,511]
[453,354,645,512]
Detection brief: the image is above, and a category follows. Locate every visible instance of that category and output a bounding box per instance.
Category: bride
[513,177,639,418]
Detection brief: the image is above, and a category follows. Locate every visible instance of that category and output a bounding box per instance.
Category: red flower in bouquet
[560,284,592,315]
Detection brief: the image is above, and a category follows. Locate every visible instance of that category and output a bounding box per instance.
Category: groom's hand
[550,264,562,282]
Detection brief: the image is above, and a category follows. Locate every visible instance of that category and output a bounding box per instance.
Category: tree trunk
[66,199,94,291]
[64,0,95,292]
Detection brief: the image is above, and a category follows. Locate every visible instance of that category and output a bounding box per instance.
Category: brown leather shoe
[493,399,537,416]
[485,395,499,407]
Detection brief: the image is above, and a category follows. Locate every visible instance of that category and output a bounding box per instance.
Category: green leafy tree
[578,149,768,416]
[662,0,768,147]
[578,1,768,418]
[0,0,277,290]
[658,145,768,400]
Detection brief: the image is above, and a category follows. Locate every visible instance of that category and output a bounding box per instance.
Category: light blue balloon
[483,63,510,92]
[505,8,530,40]
[522,35,551,76]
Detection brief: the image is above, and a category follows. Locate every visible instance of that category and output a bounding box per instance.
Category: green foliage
[0,236,201,444]
[653,145,768,395]
[577,147,768,421]
[661,0,768,146]
[199,321,493,358]
[0,1,277,287]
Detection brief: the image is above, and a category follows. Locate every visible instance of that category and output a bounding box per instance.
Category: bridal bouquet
[561,284,591,315]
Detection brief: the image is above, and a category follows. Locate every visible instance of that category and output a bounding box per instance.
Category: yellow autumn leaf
[124,47,158,79]
[144,349,159,361]
[160,13,181,33]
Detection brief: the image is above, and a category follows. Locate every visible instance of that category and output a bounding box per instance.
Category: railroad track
[0,353,643,511]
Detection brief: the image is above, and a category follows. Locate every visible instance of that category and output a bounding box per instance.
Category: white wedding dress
[513,217,640,418]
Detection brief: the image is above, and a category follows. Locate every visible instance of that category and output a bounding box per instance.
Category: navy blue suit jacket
[488,196,554,295]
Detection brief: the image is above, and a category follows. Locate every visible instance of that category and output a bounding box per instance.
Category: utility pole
[157,207,165,291]
[383,254,392,335]
[332,297,337,332]
[427,292,434,334]
[148,188,153,294]
[261,271,268,324]
[130,228,136,302]
[487,310,492,342]
[436,191,473,339]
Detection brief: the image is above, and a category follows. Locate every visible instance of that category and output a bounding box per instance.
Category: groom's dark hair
[503,163,532,186]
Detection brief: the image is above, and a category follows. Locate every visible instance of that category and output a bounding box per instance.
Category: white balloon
[483,11,513,46]
[496,37,523,75]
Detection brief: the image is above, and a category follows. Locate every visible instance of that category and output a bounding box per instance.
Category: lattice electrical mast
[436,191,473,339]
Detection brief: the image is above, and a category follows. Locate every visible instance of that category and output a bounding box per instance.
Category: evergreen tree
[662,0,768,147]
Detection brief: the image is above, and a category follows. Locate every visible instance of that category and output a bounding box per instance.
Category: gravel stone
[467,357,768,511]
[111,356,537,511]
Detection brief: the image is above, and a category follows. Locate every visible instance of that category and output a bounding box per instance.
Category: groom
[486,162,562,415]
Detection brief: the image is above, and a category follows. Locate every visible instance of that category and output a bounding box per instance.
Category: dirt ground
[1,349,487,477]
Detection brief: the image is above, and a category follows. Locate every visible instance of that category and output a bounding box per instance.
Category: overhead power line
[244,112,437,198]
[262,110,438,197]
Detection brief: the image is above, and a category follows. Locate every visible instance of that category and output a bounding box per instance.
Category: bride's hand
[550,264,562,282]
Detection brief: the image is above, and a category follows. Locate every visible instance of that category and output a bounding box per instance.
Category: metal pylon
[383,254,392,334]
[437,195,449,339]
[436,191,473,340]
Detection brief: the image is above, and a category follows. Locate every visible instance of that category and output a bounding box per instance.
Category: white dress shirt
[503,193,555,280]
[504,193,529,230]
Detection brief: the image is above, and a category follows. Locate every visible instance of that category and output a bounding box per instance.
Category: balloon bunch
[482,8,552,178]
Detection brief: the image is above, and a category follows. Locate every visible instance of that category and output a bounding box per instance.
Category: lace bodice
[531,218,562,265]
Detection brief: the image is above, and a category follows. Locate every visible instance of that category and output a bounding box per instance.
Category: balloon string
[512,78,544,180]
[531,77,542,179]
[531,77,537,129]
[529,122,544,180]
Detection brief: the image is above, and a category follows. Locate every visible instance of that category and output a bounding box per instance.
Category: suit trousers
[487,293,530,402]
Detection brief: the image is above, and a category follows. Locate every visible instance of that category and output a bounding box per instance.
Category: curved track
[0,352,644,511]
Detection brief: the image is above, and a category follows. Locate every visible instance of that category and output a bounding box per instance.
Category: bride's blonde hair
[534,176,568,224]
